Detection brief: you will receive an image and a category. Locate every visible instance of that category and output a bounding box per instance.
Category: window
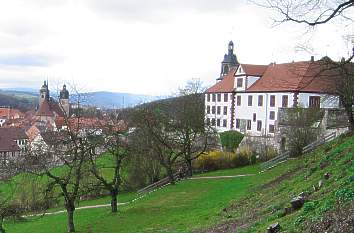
[212,94,216,102]
[257,120,262,131]
[269,124,275,133]
[217,106,221,115]
[237,96,241,106]
[207,106,210,114]
[207,94,210,102]
[224,93,228,102]
[237,78,243,88]
[206,118,210,125]
[217,94,221,102]
[247,120,252,130]
[258,95,263,106]
[212,106,216,114]
[248,95,253,106]
[211,118,216,126]
[282,95,288,107]
[236,119,240,129]
[223,106,227,115]
[309,96,320,108]
[217,119,221,127]
[270,95,276,107]
[223,119,227,127]
[253,113,256,122]
[269,111,275,120]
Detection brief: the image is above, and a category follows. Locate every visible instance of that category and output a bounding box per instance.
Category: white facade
[204,92,234,132]
[205,74,340,137]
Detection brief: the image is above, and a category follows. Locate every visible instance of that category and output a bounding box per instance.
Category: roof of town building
[206,67,238,93]
[247,60,339,93]
[36,99,65,117]
[0,108,24,119]
[0,128,28,152]
[238,64,269,77]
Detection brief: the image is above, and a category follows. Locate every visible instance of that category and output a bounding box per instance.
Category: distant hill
[81,91,162,109]
[0,90,37,110]
[0,89,162,110]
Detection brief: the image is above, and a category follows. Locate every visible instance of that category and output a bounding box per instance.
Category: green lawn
[5,162,293,233]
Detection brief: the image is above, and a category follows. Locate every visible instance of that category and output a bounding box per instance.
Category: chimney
[310,56,314,62]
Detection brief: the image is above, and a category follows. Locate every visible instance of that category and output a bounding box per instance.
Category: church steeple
[218,41,239,80]
[39,80,49,106]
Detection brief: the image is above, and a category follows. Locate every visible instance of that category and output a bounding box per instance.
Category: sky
[0,0,352,95]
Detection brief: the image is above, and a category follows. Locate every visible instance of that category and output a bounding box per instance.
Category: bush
[194,148,254,172]
[220,131,244,151]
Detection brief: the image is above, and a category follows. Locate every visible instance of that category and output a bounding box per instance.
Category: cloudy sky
[0,0,352,95]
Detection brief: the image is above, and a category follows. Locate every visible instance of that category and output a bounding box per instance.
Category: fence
[260,132,337,172]
[137,172,181,196]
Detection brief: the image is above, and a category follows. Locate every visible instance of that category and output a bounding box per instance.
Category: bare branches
[255,0,354,26]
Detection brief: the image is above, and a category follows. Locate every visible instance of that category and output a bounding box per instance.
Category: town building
[0,127,28,165]
[0,107,25,127]
[35,81,70,130]
[205,41,343,149]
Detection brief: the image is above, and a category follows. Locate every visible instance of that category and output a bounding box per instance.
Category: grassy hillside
[198,134,354,233]
[3,134,353,232]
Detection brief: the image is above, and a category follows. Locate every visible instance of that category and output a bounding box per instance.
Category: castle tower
[218,41,239,80]
[59,84,70,117]
[39,81,49,106]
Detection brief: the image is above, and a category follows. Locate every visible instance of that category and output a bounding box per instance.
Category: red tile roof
[239,64,268,76]
[0,108,24,119]
[247,61,339,93]
[0,128,27,152]
[206,67,238,93]
[36,99,54,117]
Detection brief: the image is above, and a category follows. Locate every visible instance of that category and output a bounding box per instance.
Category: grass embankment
[5,162,294,232]
[4,135,353,232]
[198,134,354,233]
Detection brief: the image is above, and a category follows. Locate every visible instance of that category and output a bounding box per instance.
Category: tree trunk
[0,216,5,233]
[66,202,76,233]
[186,159,193,177]
[166,166,175,185]
[345,104,354,134]
[110,189,118,213]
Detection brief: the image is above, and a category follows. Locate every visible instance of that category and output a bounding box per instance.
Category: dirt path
[189,174,255,180]
[24,202,129,217]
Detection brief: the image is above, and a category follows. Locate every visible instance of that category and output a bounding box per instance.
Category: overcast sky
[0,0,352,95]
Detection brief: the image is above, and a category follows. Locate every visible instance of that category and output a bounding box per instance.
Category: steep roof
[246,60,339,93]
[36,99,54,117]
[239,64,268,77]
[206,67,238,93]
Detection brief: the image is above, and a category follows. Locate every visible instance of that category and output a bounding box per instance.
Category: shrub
[194,150,254,172]
[220,131,244,151]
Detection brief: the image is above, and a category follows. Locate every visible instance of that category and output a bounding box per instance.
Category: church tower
[218,41,239,80]
[39,81,49,106]
[59,84,70,117]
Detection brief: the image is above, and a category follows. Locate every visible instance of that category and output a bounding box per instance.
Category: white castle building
[205,41,342,148]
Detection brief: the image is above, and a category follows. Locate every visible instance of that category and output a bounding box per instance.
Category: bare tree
[133,107,182,185]
[173,80,217,176]
[87,116,129,213]
[256,0,354,26]
[25,92,95,233]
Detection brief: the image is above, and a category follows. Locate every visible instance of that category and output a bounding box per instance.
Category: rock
[318,179,324,189]
[298,192,308,199]
[324,172,330,180]
[267,222,280,233]
[291,196,305,210]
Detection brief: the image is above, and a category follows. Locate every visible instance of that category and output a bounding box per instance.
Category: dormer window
[237,78,243,88]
